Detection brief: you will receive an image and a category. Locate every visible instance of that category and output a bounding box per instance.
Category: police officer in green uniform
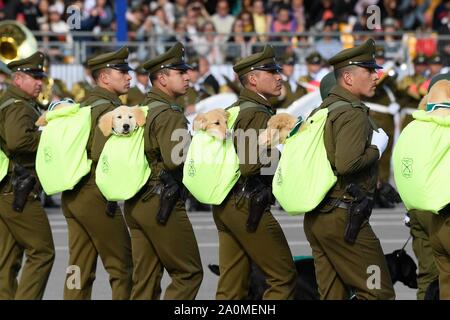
[123,42,203,300]
[297,52,327,93]
[397,54,428,129]
[272,52,307,109]
[303,39,395,300]
[126,65,148,106]
[0,52,55,299]
[61,47,133,300]
[212,45,297,300]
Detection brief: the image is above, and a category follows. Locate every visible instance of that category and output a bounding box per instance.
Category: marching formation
[0,38,448,300]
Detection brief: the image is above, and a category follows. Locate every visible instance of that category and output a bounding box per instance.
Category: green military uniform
[397,55,428,129]
[303,39,395,300]
[212,45,297,300]
[0,52,55,299]
[61,47,133,300]
[272,53,307,109]
[123,42,203,300]
[365,46,398,183]
[409,210,438,299]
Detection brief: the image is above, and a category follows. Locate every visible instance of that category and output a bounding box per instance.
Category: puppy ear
[130,106,146,127]
[418,94,427,110]
[98,111,114,137]
[35,112,48,127]
[193,114,207,132]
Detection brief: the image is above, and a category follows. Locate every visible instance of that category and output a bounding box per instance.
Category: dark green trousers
[61,181,133,300]
[0,194,54,299]
[304,208,395,300]
[409,210,438,299]
[212,193,297,300]
[124,193,203,300]
[430,211,450,300]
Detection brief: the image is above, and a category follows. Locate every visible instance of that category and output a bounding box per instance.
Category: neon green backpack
[183,102,261,205]
[0,148,8,182]
[96,106,150,201]
[36,102,93,195]
[393,110,450,214]
[273,101,350,215]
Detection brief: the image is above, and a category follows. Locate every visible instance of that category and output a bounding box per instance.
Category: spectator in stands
[192,21,225,65]
[437,9,450,66]
[92,0,114,31]
[399,0,430,30]
[309,0,336,30]
[237,10,255,33]
[315,19,343,61]
[185,1,209,39]
[20,0,40,31]
[292,0,306,33]
[149,6,174,54]
[174,0,189,23]
[432,0,450,31]
[252,0,270,41]
[211,0,235,42]
[150,0,175,28]
[225,18,256,62]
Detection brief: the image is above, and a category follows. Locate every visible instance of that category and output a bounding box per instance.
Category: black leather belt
[323,197,350,210]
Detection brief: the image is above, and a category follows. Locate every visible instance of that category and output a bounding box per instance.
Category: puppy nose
[123,124,130,131]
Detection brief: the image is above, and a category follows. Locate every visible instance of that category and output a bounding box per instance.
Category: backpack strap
[0,98,16,111]
[239,101,273,116]
[80,98,111,108]
[144,101,176,126]
[327,100,378,130]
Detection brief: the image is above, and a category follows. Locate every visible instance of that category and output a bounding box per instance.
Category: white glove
[371,128,389,159]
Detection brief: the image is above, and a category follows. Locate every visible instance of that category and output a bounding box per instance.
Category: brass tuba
[0,20,38,64]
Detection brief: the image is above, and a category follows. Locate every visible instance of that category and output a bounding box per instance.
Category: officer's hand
[371,128,389,159]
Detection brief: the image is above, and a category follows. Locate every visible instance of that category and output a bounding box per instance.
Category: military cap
[328,38,382,70]
[428,54,442,65]
[188,55,200,70]
[134,64,148,75]
[306,52,323,65]
[0,60,11,75]
[7,51,46,78]
[233,45,282,76]
[320,71,336,100]
[375,45,385,59]
[413,54,427,65]
[428,72,450,93]
[87,46,132,72]
[281,52,296,65]
[142,42,192,75]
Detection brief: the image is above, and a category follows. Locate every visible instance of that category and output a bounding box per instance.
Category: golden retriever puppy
[259,113,298,147]
[98,105,146,136]
[193,108,230,140]
[35,99,76,127]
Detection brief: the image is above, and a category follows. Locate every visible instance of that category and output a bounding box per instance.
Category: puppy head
[259,113,298,147]
[193,108,230,140]
[98,105,146,137]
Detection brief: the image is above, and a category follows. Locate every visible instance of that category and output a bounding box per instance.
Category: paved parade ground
[42,204,416,300]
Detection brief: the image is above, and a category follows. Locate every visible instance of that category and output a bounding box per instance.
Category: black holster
[344,184,373,244]
[237,177,273,233]
[156,170,182,225]
[11,164,37,213]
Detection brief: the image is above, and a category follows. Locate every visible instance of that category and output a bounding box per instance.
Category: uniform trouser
[61,182,133,300]
[212,193,297,300]
[124,193,203,300]
[303,208,395,300]
[0,194,55,300]
[409,210,438,299]
[430,211,450,300]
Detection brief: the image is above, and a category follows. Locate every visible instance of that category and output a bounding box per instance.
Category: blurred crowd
[1,0,450,65]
